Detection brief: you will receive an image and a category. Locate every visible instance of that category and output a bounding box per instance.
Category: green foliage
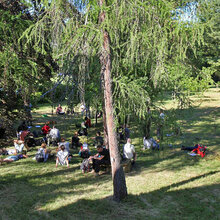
[20,0,216,119]
[188,0,220,82]
[0,2,57,131]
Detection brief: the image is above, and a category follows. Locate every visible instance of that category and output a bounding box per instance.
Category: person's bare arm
[66,158,69,168]
[56,157,59,167]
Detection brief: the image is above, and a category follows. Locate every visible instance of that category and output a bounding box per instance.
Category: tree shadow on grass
[127,148,203,177]
[0,167,113,219]
[43,170,220,220]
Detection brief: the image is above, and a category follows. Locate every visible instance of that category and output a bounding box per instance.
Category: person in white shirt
[56,145,69,167]
[143,137,160,150]
[123,138,136,164]
[48,126,60,146]
[58,138,70,154]
[14,140,24,153]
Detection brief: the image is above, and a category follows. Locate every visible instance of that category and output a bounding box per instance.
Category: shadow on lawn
[128,148,204,176]
[44,171,220,219]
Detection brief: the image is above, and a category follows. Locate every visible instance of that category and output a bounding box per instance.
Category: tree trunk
[99,0,127,202]
[102,104,109,149]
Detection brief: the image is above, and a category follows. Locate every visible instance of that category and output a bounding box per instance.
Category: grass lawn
[0,88,220,220]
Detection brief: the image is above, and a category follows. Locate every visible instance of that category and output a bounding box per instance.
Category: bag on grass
[80,158,90,172]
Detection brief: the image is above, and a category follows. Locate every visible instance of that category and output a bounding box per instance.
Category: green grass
[0,88,220,220]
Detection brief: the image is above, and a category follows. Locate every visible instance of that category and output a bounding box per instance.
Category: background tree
[0,0,57,135]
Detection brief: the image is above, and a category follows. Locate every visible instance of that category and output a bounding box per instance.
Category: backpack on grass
[80,158,91,172]
[192,144,207,158]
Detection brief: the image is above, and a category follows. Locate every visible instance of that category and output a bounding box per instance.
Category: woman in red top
[41,122,51,145]
[42,122,51,135]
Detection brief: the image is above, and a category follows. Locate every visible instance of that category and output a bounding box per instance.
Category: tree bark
[99,0,127,202]
[102,104,109,149]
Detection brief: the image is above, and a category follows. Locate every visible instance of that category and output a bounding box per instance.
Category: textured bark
[102,105,109,149]
[99,0,127,201]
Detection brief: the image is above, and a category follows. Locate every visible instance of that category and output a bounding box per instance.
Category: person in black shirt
[72,132,80,149]
[89,145,110,176]
[92,131,104,147]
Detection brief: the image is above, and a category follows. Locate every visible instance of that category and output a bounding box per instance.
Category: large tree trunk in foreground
[99,0,127,202]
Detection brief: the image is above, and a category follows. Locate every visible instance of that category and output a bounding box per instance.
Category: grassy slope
[0,88,220,220]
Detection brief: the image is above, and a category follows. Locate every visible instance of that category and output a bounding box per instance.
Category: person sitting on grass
[84,117,91,128]
[56,104,65,115]
[92,131,104,147]
[124,124,130,140]
[0,153,28,164]
[48,125,60,146]
[35,143,51,162]
[19,126,32,151]
[41,121,51,143]
[79,142,90,159]
[58,138,70,154]
[78,121,88,136]
[56,145,69,167]
[89,145,110,176]
[143,137,160,150]
[72,132,80,149]
[123,138,136,165]
[14,140,25,153]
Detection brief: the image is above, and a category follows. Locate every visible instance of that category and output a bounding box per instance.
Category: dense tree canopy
[0,0,57,132]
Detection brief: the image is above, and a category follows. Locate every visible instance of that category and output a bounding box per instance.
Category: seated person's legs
[181,146,197,151]
[93,159,109,173]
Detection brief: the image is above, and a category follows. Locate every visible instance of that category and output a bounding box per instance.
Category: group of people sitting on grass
[1,124,136,176]
[40,117,91,148]
[79,137,136,176]
[0,122,32,164]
